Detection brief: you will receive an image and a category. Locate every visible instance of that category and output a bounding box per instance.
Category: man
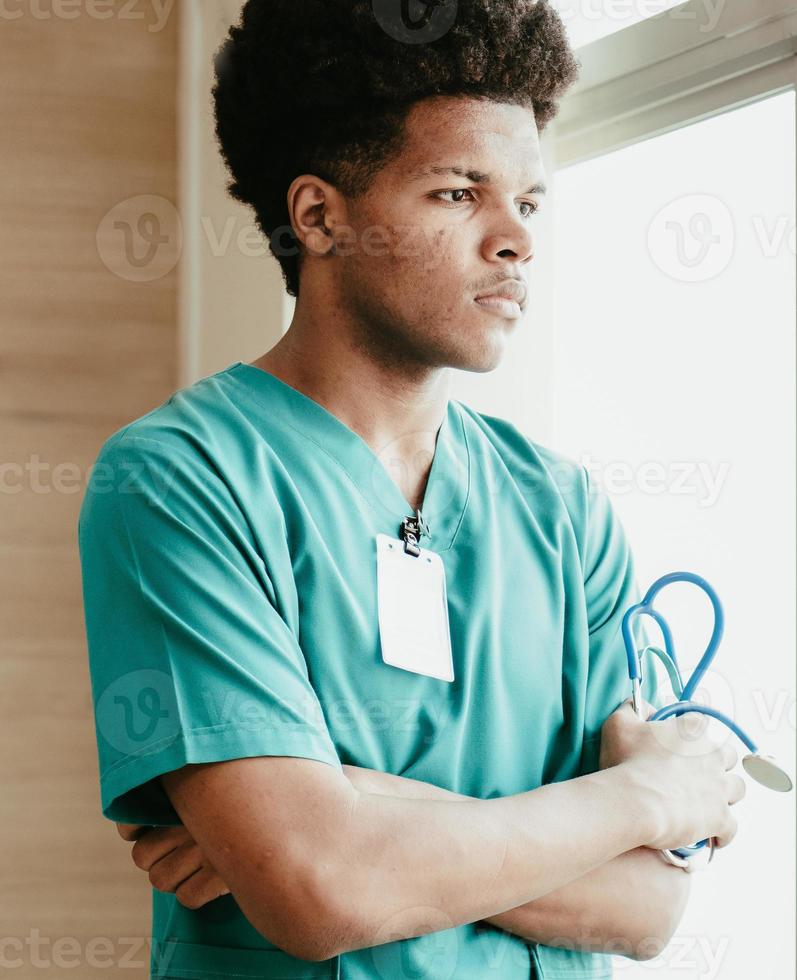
[78,2,743,978]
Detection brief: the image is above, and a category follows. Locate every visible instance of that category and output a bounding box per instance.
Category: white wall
[179,0,290,387]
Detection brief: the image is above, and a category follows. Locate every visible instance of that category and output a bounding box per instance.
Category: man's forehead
[396,98,544,185]
[404,96,538,141]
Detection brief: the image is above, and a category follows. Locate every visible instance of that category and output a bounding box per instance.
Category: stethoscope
[622,571,794,870]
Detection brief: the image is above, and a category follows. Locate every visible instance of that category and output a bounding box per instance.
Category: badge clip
[398,508,430,558]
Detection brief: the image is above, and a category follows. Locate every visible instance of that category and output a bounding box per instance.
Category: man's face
[336,95,546,373]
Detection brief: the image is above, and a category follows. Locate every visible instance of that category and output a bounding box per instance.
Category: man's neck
[249,319,452,514]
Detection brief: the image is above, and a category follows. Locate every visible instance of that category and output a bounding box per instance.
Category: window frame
[553,0,797,167]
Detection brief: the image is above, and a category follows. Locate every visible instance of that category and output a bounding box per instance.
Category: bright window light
[552,0,690,48]
[553,89,796,978]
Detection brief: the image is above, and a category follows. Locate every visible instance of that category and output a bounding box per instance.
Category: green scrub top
[78,361,661,980]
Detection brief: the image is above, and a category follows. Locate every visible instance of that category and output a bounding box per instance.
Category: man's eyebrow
[408,165,547,195]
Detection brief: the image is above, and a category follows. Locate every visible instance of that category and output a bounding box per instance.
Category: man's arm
[341,764,691,961]
[157,750,658,963]
[126,762,687,959]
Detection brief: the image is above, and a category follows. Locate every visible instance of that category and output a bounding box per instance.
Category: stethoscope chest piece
[742,753,794,792]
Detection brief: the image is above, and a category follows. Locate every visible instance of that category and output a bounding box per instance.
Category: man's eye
[433,190,540,217]
[434,189,476,205]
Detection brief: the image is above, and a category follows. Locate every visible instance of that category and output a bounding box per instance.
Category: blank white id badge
[375,533,454,682]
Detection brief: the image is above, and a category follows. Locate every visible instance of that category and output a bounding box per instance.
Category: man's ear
[287,174,341,258]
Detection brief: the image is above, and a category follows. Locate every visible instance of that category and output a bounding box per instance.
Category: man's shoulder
[454,400,594,547]
[80,368,251,537]
[92,366,246,468]
[454,400,587,496]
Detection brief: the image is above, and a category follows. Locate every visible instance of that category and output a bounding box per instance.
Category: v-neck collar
[226,361,471,552]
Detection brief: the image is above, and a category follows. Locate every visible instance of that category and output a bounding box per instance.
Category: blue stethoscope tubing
[622,571,793,869]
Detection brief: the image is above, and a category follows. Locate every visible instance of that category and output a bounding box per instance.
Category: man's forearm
[485,845,689,959]
[341,765,689,958]
[323,762,652,959]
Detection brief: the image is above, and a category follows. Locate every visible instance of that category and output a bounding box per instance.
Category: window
[553,0,689,49]
[552,18,796,976]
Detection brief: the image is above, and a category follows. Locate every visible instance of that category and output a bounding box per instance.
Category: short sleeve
[77,434,342,826]
[578,466,663,774]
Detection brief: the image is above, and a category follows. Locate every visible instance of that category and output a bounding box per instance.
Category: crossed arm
[121,761,690,962]
[339,764,689,959]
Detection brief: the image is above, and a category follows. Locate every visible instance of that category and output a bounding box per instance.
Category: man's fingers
[726,772,746,806]
[619,696,653,720]
[676,710,708,738]
[120,825,230,909]
[174,865,231,910]
[721,741,739,771]
[131,826,192,871]
[116,823,152,842]
[145,839,203,892]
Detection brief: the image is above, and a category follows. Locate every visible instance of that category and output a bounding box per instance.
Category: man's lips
[476,279,527,320]
[475,280,527,305]
[474,279,527,318]
[474,295,524,319]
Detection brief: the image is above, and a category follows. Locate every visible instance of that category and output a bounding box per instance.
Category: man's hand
[598,698,742,852]
[116,822,230,909]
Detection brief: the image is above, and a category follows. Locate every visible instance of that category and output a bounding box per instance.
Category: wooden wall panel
[1,2,180,975]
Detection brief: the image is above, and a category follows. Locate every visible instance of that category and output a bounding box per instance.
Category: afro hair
[212,0,580,298]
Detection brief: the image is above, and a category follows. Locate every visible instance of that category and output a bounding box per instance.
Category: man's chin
[442,348,505,374]
[448,332,509,373]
